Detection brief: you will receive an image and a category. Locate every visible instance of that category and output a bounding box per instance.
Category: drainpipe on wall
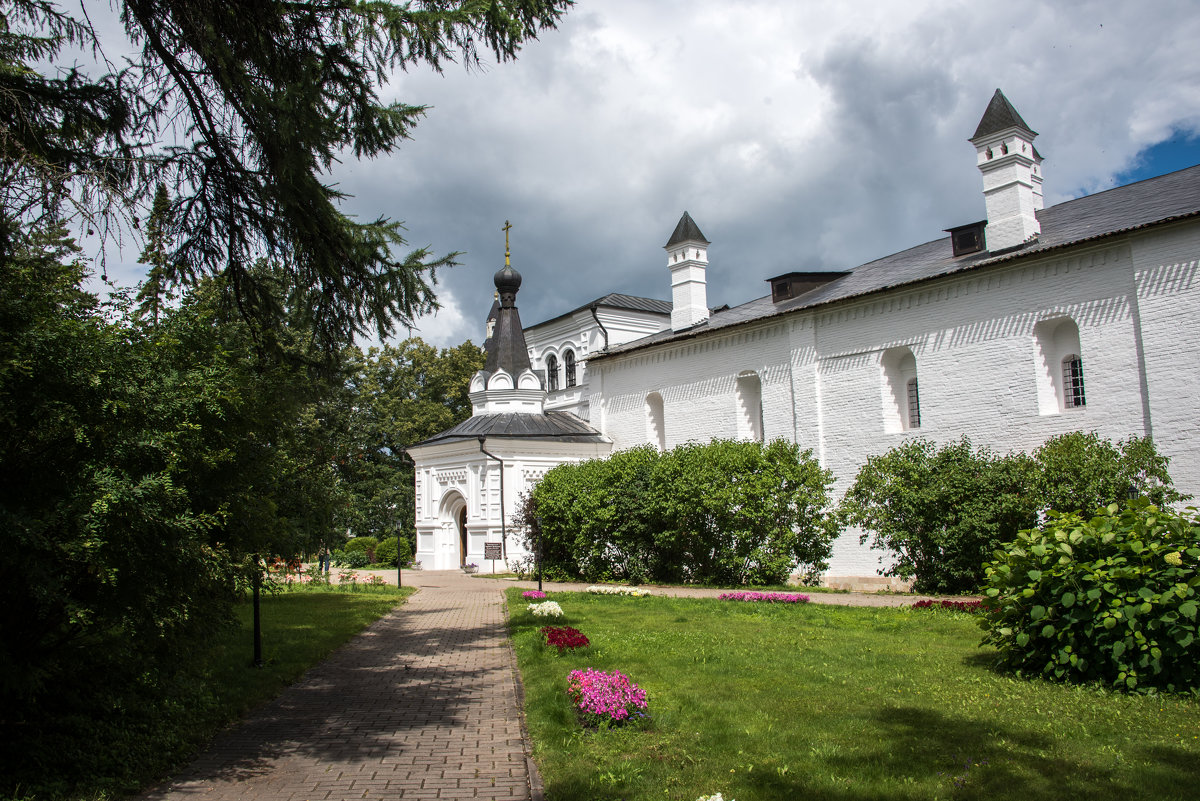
[589,305,610,351]
[477,436,507,562]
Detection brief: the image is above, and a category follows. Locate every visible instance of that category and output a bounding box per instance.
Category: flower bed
[585,585,651,596]
[911,599,982,613]
[522,590,548,600]
[528,600,564,618]
[567,668,648,727]
[718,591,810,603]
[541,625,590,651]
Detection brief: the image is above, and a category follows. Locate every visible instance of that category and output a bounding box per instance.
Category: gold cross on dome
[502,220,512,266]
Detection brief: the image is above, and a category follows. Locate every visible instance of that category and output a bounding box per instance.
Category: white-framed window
[546,354,559,391]
[564,349,577,388]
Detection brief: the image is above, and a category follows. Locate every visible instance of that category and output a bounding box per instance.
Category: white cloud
[74,1,1200,336]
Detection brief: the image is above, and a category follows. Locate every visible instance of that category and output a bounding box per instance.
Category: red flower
[540,625,590,651]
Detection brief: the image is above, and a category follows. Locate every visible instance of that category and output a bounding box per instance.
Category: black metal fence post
[252,555,264,668]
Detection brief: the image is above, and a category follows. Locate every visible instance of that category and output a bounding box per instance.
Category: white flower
[528,601,564,617]
[585,585,651,596]
[697,794,733,801]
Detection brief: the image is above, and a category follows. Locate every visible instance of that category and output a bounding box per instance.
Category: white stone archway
[437,490,468,571]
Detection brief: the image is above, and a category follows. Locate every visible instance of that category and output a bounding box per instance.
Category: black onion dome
[494,264,522,295]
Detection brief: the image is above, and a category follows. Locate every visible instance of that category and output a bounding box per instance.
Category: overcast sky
[97,0,1200,349]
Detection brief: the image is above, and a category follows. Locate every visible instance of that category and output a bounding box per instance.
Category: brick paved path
[141,570,536,801]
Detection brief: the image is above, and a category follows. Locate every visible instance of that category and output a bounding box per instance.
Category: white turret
[665,211,710,332]
[970,89,1042,252]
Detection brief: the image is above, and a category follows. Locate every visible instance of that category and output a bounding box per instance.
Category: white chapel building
[411,90,1200,588]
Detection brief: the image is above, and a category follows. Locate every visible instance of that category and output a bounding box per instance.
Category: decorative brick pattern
[141,571,536,801]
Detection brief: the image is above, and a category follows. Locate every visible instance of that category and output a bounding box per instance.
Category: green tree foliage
[980,501,1200,693]
[523,439,838,586]
[839,438,1038,594]
[2,0,572,348]
[0,236,346,793]
[841,433,1184,594]
[329,339,483,545]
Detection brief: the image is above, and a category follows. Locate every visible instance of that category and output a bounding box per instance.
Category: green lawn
[508,589,1199,801]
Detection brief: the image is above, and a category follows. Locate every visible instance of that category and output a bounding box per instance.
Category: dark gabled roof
[412,411,609,447]
[972,88,1037,140]
[594,163,1200,361]
[665,211,710,247]
[525,292,670,332]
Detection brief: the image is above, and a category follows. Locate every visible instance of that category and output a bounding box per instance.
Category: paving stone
[140,571,536,801]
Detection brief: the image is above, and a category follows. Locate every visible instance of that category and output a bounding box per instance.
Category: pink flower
[566,669,649,726]
[718,591,810,603]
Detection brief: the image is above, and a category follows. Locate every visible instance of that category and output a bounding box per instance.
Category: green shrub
[839,437,1038,594]
[335,549,370,568]
[839,433,1184,595]
[1035,432,1185,514]
[373,536,412,567]
[523,439,837,585]
[980,500,1200,693]
[375,536,398,567]
[344,536,379,555]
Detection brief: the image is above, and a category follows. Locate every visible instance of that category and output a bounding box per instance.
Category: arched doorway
[437,490,467,571]
[457,506,468,567]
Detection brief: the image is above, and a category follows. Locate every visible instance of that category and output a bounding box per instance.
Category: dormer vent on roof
[944,220,987,257]
[767,271,849,303]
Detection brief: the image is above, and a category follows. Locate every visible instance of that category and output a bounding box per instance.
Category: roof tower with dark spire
[665,210,710,247]
[973,88,1037,140]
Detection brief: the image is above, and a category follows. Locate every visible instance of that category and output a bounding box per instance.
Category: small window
[906,377,921,428]
[564,350,577,388]
[546,354,559,392]
[1062,355,1085,408]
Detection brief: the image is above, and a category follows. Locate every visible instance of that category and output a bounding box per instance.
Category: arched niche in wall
[735,371,764,442]
[880,346,920,434]
[645,391,666,452]
[1033,317,1085,415]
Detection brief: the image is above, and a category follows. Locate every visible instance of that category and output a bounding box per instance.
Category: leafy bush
[980,500,1200,693]
[335,549,370,568]
[840,433,1184,594]
[375,536,397,567]
[344,536,379,555]
[521,439,837,586]
[373,535,414,568]
[1034,432,1185,514]
[839,437,1038,594]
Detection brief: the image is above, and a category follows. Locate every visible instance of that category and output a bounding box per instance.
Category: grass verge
[508,589,1198,801]
[5,584,413,801]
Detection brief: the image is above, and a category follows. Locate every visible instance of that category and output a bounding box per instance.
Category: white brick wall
[590,222,1200,581]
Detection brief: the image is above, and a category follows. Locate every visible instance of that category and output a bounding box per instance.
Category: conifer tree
[1,0,572,348]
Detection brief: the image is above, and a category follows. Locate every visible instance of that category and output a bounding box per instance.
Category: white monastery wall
[1132,223,1200,497]
[593,319,794,452]
[589,225,1199,583]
